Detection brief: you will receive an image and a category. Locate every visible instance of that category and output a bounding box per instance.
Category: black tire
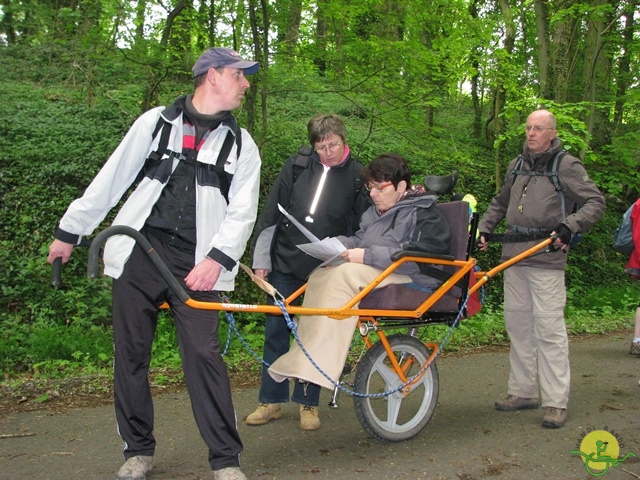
[353,334,439,442]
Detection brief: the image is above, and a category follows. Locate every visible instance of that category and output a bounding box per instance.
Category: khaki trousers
[503,266,569,408]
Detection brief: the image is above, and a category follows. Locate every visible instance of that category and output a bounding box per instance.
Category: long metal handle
[87,225,190,303]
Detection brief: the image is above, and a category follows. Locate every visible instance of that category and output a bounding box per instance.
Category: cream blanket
[268,264,410,390]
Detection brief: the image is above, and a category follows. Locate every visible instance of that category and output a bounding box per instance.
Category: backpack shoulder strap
[213,131,235,201]
[548,150,567,191]
[548,150,569,216]
[351,160,363,195]
[196,130,236,203]
[292,145,313,183]
[134,116,171,185]
[511,150,570,214]
[147,115,172,162]
[511,155,526,184]
[293,145,313,166]
[290,147,362,198]
[512,152,567,183]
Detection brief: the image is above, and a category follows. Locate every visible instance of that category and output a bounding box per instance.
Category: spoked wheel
[353,334,439,442]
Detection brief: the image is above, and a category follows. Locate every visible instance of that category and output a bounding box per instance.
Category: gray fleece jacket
[337,192,451,290]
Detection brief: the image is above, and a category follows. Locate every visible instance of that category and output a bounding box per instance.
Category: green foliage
[1,313,113,376]
[151,311,183,371]
[414,283,636,353]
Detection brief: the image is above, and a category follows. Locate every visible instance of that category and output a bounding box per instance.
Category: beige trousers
[503,266,569,408]
[268,263,411,390]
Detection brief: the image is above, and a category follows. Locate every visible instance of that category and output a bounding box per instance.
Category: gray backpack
[612,203,635,256]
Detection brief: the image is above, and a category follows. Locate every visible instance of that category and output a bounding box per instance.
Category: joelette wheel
[353,334,439,442]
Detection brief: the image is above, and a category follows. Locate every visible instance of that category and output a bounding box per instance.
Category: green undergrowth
[1,285,635,392]
[420,283,636,352]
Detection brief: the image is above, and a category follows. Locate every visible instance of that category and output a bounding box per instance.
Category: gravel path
[1,331,639,480]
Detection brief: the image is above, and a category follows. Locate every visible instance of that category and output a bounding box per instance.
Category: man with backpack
[247,114,369,430]
[47,47,261,480]
[477,109,605,429]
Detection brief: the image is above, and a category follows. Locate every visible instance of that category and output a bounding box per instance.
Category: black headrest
[424,171,458,195]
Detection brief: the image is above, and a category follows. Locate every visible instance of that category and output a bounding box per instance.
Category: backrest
[358,199,473,313]
[437,200,471,264]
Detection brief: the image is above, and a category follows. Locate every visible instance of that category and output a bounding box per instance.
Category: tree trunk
[582,0,614,151]
[613,1,634,133]
[135,0,146,44]
[533,0,551,99]
[493,0,516,190]
[549,1,580,102]
[0,0,18,45]
[247,0,259,136]
[469,0,482,139]
[314,0,328,76]
[247,0,269,150]
[259,0,269,151]
[283,0,302,55]
[207,0,216,47]
[160,0,187,47]
[195,0,215,51]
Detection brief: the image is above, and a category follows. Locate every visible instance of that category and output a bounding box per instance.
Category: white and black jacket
[55,102,261,291]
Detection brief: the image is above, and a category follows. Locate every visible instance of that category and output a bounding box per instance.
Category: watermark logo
[570,428,636,476]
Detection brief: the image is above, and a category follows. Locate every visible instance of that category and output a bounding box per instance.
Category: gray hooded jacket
[337,192,451,290]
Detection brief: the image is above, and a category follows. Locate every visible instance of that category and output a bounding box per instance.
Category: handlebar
[53,226,558,320]
[87,226,190,303]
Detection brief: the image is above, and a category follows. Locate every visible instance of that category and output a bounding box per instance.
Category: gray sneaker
[495,394,540,411]
[213,467,247,480]
[630,341,640,356]
[117,455,153,480]
[542,407,567,428]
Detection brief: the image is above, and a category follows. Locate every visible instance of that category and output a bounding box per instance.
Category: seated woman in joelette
[268,153,451,390]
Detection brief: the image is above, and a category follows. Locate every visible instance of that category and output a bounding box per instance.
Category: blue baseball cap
[192,47,259,77]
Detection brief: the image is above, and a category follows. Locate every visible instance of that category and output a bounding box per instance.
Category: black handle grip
[52,257,62,287]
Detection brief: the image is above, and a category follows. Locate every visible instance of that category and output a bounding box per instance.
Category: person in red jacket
[624,198,640,356]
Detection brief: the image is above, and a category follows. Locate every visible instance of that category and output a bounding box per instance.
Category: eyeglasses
[365,181,394,193]
[525,125,553,132]
[314,141,343,154]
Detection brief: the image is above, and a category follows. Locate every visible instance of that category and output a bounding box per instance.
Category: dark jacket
[478,138,605,270]
[252,149,369,280]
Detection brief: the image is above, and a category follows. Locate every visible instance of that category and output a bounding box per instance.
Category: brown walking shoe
[495,394,540,411]
[299,405,321,430]
[542,407,567,428]
[245,403,283,425]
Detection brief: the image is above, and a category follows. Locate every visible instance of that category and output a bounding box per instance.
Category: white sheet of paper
[296,237,346,261]
[278,203,347,267]
[277,204,320,243]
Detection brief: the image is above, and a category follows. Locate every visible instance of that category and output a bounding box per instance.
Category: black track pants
[111,232,243,470]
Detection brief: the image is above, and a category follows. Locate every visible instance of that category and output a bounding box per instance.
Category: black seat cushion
[359,284,460,312]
